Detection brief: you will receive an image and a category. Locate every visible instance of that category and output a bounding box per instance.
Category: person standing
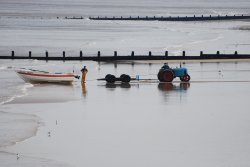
[81,66,88,83]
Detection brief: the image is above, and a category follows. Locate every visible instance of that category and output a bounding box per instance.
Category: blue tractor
[158,64,190,82]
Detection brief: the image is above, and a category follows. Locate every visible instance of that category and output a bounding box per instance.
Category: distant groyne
[87,14,250,21]
[1,51,250,61]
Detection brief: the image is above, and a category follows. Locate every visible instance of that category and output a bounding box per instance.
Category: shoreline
[0,110,41,148]
[0,82,79,166]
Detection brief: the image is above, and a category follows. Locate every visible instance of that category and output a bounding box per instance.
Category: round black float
[105,74,116,83]
[120,74,131,83]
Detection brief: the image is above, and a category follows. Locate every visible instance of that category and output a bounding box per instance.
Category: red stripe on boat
[17,72,74,77]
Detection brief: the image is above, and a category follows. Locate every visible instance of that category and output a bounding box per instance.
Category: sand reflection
[158,82,190,103]
[81,82,87,97]
[105,83,131,89]
[158,82,190,91]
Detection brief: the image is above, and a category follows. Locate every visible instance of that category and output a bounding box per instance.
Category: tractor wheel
[180,74,190,82]
[161,70,174,82]
[157,70,165,82]
[105,74,112,80]
[105,74,116,83]
[121,74,131,83]
[120,74,126,78]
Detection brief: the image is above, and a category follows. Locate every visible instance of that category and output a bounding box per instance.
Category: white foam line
[189,35,224,45]
[0,83,34,105]
[0,66,7,70]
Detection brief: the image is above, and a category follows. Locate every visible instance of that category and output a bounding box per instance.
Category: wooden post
[80,50,83,58]
[194,15,196,18]
[114,51,117,57]
[202,15,203,18]
[200,51,203,57]
[165,51,168,57]
[216,51,220,58]
[46,51,48,58]
[63,51,65,58]
[29,51,32,58]
[234,51,238,55]
[11,51,14,58]
[97,51,101,58]
[131,51,134,57]
[149,51,152,57]
[182,51,186,57]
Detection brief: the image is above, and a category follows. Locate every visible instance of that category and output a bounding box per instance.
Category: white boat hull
[16,69,75,84]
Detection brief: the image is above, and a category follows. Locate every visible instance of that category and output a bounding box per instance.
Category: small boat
[16,68,79,84]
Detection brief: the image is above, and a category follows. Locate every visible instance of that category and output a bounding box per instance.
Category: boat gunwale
[17,71,75,78]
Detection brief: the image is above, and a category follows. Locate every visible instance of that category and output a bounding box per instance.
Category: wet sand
[1,61,250,167]
[7,84,79,104]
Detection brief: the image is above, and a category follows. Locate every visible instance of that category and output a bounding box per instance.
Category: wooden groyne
[88,14,250,21]
[1,51,250,61]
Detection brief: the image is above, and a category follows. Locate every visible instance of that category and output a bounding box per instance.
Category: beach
[1,0,250,166]
[1,60,250,167]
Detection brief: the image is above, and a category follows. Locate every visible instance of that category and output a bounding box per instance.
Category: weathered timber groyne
[88,14,250,21]
[1,51,250,61]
